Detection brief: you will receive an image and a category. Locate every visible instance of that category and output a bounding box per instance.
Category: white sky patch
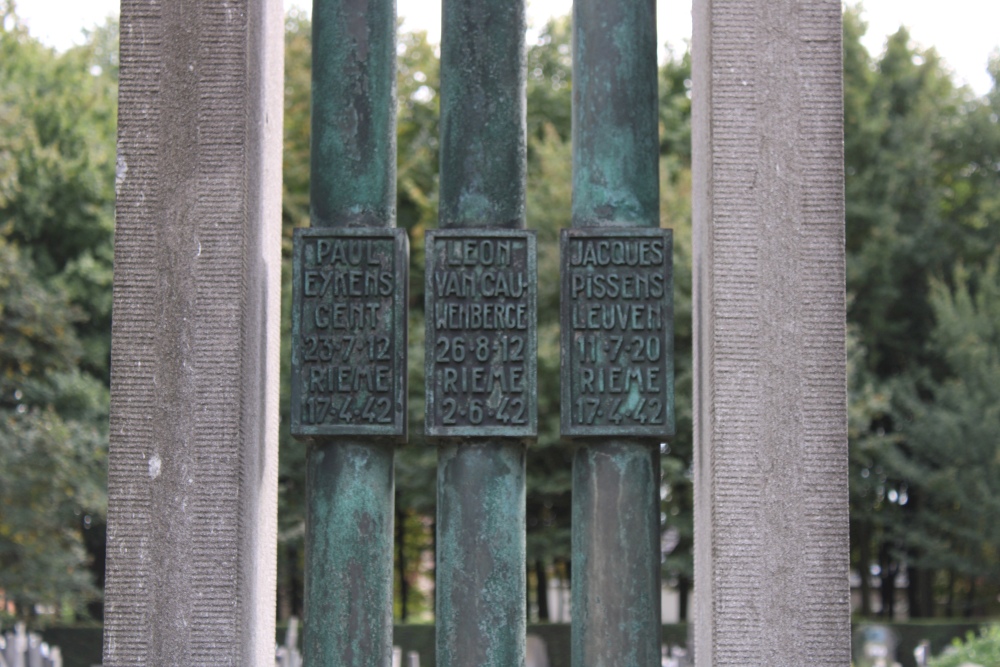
[12,0,1000,95]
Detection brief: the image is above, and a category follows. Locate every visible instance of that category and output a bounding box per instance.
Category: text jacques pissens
[560,229,674,438]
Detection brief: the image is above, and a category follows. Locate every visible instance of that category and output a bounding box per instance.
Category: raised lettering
[292,229,407,437]
[426,231,536,436]
[560,229,674,437]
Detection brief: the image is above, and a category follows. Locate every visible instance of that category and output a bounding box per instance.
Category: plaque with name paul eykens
[560,228,674,438]
[425,229,537,438]
[291,227,408,439]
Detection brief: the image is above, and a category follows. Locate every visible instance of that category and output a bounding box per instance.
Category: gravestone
[103,0,284,664]
[691,0,851,663]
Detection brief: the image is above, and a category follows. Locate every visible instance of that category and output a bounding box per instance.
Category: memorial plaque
[560,228,674,437]
[425,229,537,437]
[291,227,408,439]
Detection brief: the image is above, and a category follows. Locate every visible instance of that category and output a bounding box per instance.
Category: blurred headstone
[854,625,898,667]
[526,634,549,667]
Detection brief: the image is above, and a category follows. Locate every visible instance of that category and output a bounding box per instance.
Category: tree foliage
[844,5,1000,618]
[0,6,113,620]
[885,261,1000,609]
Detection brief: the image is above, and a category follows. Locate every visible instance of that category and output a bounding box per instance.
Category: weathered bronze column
[562,0,672,665]
[292,0,407,664]
[427,0,534,665]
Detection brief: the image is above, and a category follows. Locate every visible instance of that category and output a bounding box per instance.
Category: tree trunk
[277,543,292,621]
[291,541,304,618]
[536,560,550,621]
[677,575,690,622]
[945,568,955,617]
[879,542,896,619]
[396,502,408,621]
[907,563,930,618]
[963,575,976,618]
[858,523,872,617]
[430,517,437,617]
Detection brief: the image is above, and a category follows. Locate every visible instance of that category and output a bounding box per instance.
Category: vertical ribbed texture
[691,0,850,664]
[104,0,283,664]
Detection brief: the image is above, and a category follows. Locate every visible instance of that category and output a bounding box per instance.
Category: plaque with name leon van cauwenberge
[425,229,537,438]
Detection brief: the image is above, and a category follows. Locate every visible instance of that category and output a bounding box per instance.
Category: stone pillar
[691,0,850,664]
[103,0,283,664]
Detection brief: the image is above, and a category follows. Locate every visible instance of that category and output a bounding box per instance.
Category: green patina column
[563,0,671,665]
[304,442,395,664]
[310,0,396,227]
[294,0,405,664]
[429,0,532,665]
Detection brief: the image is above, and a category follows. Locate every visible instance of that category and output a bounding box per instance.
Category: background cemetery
[2,0,1000,664]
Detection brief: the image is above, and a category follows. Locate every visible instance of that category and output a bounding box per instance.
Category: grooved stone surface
[691,0,850,664]
[104,1,283,664]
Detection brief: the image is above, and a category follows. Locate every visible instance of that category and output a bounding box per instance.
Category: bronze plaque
[291,227,408,439]
[425,229,537,438]
[560,228,674,438]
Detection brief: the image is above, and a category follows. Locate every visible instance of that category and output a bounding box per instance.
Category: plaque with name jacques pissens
[291,228,408,439]
[560,228,674,438]
[425,229,537,438]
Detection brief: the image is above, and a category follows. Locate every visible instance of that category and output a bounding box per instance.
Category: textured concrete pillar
[103,0,283,664]
[691,1,850,664]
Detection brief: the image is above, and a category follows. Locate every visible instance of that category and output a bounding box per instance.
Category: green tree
[0,238,107,619]
[843,6,1000,618]
[0,7,115,620]
[657,50,694,621]
[886,260,1000,616]
[0,7,117,379]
